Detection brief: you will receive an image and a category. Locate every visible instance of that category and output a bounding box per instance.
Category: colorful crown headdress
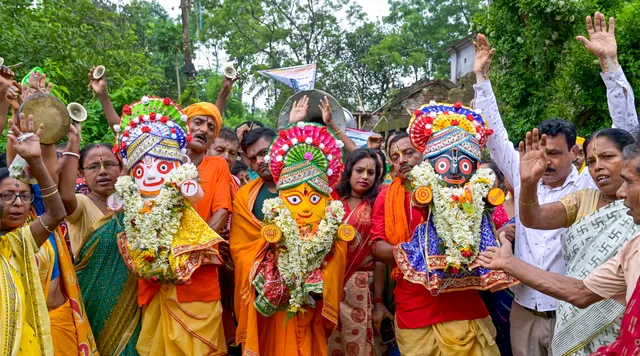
[265,122,344,196]
[407,101,493,161]
[113,96,190,170]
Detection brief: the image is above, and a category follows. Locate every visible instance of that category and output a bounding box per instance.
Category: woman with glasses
[0,116,67,355]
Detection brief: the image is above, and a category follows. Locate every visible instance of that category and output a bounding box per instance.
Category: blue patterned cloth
[395,212,516,292]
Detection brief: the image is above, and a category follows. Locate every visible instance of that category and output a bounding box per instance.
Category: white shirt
[473,67,638,311]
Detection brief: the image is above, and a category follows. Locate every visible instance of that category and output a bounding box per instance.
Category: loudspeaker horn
[222,62,236,79]
[67,102,88,122]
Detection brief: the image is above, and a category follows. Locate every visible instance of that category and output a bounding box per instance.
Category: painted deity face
[428,148,478,187]
[280,182,327,226]
[131,156,179,195]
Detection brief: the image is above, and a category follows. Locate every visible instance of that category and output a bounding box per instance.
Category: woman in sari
[328,148,383,356]
[58,130,139,355]
[518,128,637,355]
[0,116,67,355]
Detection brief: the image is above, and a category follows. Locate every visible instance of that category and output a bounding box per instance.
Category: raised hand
[221,75,240,93]
[475,232,513,271]
[576,12,618,72]
[289,95,309,124]
[21,71,53,101]
[519,128,548,187]
[473,34,496,83]
[319,96,338,132]
[367,133,383,149]
[5,81,21,111]
[88,67,108,97]
[8,114,44,160]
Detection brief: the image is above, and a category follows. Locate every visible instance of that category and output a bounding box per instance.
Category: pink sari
[328,197,378,356]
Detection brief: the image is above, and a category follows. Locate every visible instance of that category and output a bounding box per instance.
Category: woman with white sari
[518,128,637,355]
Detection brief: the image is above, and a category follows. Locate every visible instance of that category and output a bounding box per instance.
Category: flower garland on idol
[115,164,198,283]
[410,162,495,271]
[261,198,345,312]
[257,121,353,315]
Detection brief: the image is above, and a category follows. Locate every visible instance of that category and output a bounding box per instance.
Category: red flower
[129,121,137,128]
[277,149,285,156]
[170,127,177,134]
[160,116,169,124]
[141,126,151,133]
[423,128,432,136]
[425,117,434,124]
[163,98,171,106]
[454,102,462,109]
[320,126,328,134]
[122,105,132,115]
[149,112,157,121]
[452,195,459,201]
[486,129,494,136]
[285,140,292,146]
[312,139,320,146]
[450,267,459,274]
[120,142,126,149]
[461,250,473,258]
[186,134,193,142]
[451,119,460,126]
[144,255,155,262]
[112,146,119,154]
[297,135,305,143]
[323,147,331,155]
[413,109,422,116]
[467,114,475,121]
[276,161,284,169]
[138,115,144,122]
[279,130,287,138]
[122,131,129,138]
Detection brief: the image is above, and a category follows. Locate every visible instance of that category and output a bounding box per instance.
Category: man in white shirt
[473,11,639,356]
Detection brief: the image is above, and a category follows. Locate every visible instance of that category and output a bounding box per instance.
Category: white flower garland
[409,162,495,270]
[262,198,345,312]
[115,163,199,282]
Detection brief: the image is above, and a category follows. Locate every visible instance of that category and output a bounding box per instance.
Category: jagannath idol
[395,101,517,292]
[253,122,354,316]
[110,96,224,284]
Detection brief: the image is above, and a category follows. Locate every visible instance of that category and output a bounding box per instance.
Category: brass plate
[18,93,70,144]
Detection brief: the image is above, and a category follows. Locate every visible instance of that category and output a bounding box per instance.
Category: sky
[152,0,391,108]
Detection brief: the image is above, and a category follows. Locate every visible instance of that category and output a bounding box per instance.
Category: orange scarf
[384,178,412,279]
[230,179,347,356]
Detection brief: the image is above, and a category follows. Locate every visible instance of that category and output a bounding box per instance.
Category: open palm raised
[519,128,548,187]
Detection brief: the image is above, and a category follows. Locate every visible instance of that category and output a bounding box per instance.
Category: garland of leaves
[261,198,345,313]
[409,162,495,271]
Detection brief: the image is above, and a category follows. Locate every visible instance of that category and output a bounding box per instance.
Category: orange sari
[230,179,347,356]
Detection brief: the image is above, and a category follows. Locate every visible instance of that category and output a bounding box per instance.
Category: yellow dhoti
[395,316,499,356]
[136,285,227,356]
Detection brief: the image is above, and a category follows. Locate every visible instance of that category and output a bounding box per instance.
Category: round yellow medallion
[261,225,282,243]
[337,224,356,242]
[412,186,433,206]
[487,187,506,206]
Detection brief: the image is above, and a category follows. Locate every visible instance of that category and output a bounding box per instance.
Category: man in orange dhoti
[231,124,349,356]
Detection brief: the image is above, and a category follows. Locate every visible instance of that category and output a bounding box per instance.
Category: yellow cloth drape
[230,179,348,356]
[49,299,79,355]
[395,316,499,356]
[0,227,54,355]
[136,285,227,356]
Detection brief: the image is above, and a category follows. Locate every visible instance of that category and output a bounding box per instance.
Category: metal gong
[18,93,70,144]
[278,89,347,130]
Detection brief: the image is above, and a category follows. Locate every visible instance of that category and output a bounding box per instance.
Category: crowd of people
[1,9,640,356]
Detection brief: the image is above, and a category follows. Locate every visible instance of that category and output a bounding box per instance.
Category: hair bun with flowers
[265,122,344,196]
[407,101,493,161]
[114,96,191,170]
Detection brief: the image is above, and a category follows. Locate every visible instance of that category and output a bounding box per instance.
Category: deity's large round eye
[285,195,302,205]
[434,158,450,174]
[133,166,144,179]
[157,161,173,174]
[309,194,322,205]
[459,158,473,175]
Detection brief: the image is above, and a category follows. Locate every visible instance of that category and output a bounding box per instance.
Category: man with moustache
[473,11,639,355]
[228,128,280,352]
[477,137,640,355]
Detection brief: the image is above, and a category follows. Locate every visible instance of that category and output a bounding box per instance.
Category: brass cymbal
[18,93,70,144]
[278,89,346,130]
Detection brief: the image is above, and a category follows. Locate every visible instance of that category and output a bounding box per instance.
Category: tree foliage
[473,0,640,141]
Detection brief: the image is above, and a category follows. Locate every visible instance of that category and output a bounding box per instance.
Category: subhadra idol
[110,96,224,284]
[253,122,352,316]
[395,101,517,292]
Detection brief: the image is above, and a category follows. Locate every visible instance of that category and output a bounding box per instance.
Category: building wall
[450,43,476,84]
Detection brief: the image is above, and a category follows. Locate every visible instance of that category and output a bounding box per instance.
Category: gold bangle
[38,217,54,233]
[40,184,57,192]
[519,198,538,206]
[334,129,343,135]
[41,188,59,199]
